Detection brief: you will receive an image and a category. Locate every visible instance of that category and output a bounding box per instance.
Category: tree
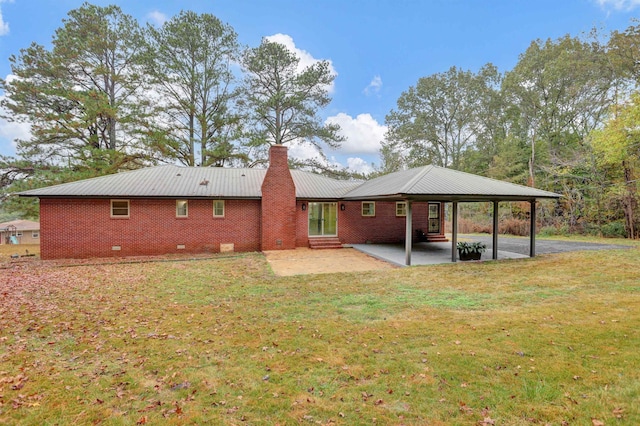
[501,35,613,188]
[608,20,640,85]
[241,39,343,163]
[0,3,151,178]
[145,11,244,167]
[590,93,640,239]
[383,65,498,171]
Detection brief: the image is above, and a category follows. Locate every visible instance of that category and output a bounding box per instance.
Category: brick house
[19,145,559,261]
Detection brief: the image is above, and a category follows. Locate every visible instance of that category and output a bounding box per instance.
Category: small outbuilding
[19,146,560,262]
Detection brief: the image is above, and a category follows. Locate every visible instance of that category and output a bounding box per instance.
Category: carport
[343,166,561,265]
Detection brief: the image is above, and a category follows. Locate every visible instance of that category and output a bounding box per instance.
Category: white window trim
[213,200,225,217]
[396,201,407,217]
[362,201,375,217]
[111,199,130,218]
[176,200,188,218]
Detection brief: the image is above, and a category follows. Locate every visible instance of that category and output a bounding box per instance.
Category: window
[396,202,407,217]
[213,200,225,217]
[111,200,129,218]
[176,200,188,217]
[32,231,39,239]
[362,201,375,217]
[16,232,23,237]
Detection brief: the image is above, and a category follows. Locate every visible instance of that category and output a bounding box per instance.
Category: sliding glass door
[308,202,337,236]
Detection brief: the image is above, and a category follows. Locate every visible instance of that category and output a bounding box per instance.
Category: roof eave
[19,194,262,200]
[343,193,561,202]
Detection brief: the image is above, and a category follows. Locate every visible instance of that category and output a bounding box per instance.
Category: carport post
[451,201,458,263]
[529,200,536,257]
[492,201,499,260]
[405,200,412,266]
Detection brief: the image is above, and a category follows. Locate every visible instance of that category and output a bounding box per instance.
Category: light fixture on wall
[301,203,307,211]
[340,203,346,211]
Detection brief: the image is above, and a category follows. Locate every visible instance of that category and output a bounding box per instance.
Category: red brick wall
[295,201,310,247]
[294,201,434,246]
[261,145,297,250]
[39,198,261,259]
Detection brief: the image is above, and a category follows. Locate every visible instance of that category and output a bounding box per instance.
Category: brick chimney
[261,145,297,250]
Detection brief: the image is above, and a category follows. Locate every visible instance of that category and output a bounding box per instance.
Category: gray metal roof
[18,165,360,200]
[19,165,263,198]
[291,170,361,198]
[19,164,560,201]
[343,165,560,201]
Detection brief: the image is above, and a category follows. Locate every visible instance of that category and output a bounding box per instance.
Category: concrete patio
[263,236,631,275]
[352,241,527,267]
[352,235,630,267]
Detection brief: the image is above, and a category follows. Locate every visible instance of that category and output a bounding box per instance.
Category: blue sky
[0,0,639,172]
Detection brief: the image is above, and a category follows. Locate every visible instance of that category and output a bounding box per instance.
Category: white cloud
[346,157,374,174]
[0,1,10,36]
[265,33,337,92]
[0,114,30,150]
[363,75,382,96]
[287,141,323,162]
[325,112,387,155]
[0,74,32,152]
[146,10,168,26]
[595,0,640,10]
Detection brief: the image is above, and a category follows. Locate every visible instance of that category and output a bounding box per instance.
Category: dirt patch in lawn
[263,247,395,276]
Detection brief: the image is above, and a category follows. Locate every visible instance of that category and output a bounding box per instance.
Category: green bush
[599,221,627,238]
[538,225,569,237]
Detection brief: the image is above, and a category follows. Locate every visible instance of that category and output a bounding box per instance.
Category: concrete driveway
[464,234,631,256]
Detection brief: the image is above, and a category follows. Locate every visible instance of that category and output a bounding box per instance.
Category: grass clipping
[1,247,639,425]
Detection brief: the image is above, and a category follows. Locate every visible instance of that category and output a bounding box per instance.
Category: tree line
[382,25,640,238]
[0,3,343,217]
[1,3,639,239]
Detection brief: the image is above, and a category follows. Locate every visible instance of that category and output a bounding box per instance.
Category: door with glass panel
[428,202,441,234]
[308,202,337,236]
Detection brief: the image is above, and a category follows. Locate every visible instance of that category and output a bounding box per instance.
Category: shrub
[538,225,569,237]
[600,221,627,238]
[499,218,529,236]
[457,218,492,234]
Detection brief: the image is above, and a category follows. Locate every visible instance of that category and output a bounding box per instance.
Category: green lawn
[1,244,639,425]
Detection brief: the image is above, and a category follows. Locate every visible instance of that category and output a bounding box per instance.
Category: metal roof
[290,170,361,198]
[18,165,361,200]
[18,164,560,201]
[343,165,560,201]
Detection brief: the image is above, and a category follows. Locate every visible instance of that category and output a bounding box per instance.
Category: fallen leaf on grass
[170,381,190,391]
[613,407,624,419]
[459,401,473,414]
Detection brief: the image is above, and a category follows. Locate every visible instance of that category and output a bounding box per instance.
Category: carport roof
[18,163,560,201]
[343,165,560,201]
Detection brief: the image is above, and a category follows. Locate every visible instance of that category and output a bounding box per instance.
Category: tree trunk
[528,130,536,188]
[623,161,637,239]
